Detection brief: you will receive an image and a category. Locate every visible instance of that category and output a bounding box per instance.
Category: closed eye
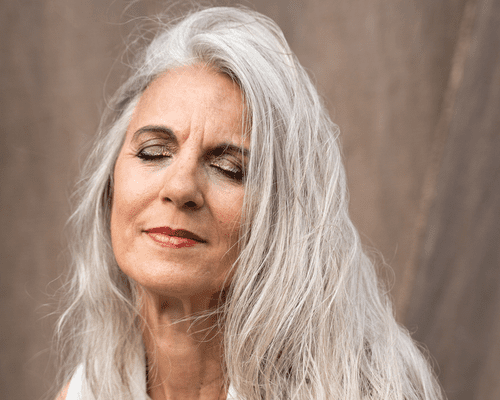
[137,145,173,161]
[206,145,247,182]
[211,159,244,182]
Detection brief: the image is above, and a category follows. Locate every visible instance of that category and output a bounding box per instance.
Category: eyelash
[212,162,244,182]
[136,146,244,182]
[137,145,172,161]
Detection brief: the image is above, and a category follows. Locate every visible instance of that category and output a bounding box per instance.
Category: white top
[66,362,239,399]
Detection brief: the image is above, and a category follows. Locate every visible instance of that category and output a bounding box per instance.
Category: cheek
[110,161,156,238]
[212,190,244,240]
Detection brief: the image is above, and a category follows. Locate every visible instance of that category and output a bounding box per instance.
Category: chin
[123,265,229,299]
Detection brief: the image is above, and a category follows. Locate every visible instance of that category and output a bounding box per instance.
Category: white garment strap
[65,364,83,400]
[65,353,148,400]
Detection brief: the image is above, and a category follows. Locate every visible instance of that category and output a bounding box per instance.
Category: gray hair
[54,6,444,400]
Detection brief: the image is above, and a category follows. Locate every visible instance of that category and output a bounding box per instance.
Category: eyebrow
[131,125,177,144]
[131,124,250,158]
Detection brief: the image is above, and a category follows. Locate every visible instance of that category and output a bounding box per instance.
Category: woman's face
[110,65,248,298]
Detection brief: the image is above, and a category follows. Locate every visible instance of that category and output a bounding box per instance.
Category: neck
[139,288,228,400]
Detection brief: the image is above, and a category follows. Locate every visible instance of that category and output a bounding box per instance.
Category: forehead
[126,65,247,146]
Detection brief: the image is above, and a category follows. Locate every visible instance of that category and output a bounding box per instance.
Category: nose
[158,155,204,210]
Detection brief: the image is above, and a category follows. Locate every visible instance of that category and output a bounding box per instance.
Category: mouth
[144,226,206,246]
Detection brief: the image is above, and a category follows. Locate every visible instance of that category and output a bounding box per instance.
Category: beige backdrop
[1,0,499,399]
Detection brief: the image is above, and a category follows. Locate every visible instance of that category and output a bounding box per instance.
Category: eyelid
[210,156,244,182]
[136,136,175,151]
[209,150,244,167]
[211,157,241,169]
[136,142,174,161]
[138,144,171,153]
[137,136,174,147]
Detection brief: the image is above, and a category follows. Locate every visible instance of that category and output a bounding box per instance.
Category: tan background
[1,0,499,399]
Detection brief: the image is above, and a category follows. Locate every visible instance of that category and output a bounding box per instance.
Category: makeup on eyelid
[134,135,246,182]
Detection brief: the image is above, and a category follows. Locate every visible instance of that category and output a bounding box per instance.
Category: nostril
[184,200,198,208]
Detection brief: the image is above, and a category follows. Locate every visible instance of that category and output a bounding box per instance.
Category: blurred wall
[1,0,498,399]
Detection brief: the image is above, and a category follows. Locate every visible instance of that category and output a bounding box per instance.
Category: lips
[144,227,206,248]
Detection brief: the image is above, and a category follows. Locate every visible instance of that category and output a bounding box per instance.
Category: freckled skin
[110,65,249,299]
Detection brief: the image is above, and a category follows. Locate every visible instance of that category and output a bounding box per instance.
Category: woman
[55,6,444,400]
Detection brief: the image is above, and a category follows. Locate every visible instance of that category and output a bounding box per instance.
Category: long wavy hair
[54,6,444,400]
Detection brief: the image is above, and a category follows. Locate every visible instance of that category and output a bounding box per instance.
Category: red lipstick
[145,227,205,248]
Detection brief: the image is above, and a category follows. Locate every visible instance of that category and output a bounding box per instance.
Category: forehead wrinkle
[191,93,241,149]
[135,65,245,152]
[185,102,208,150]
